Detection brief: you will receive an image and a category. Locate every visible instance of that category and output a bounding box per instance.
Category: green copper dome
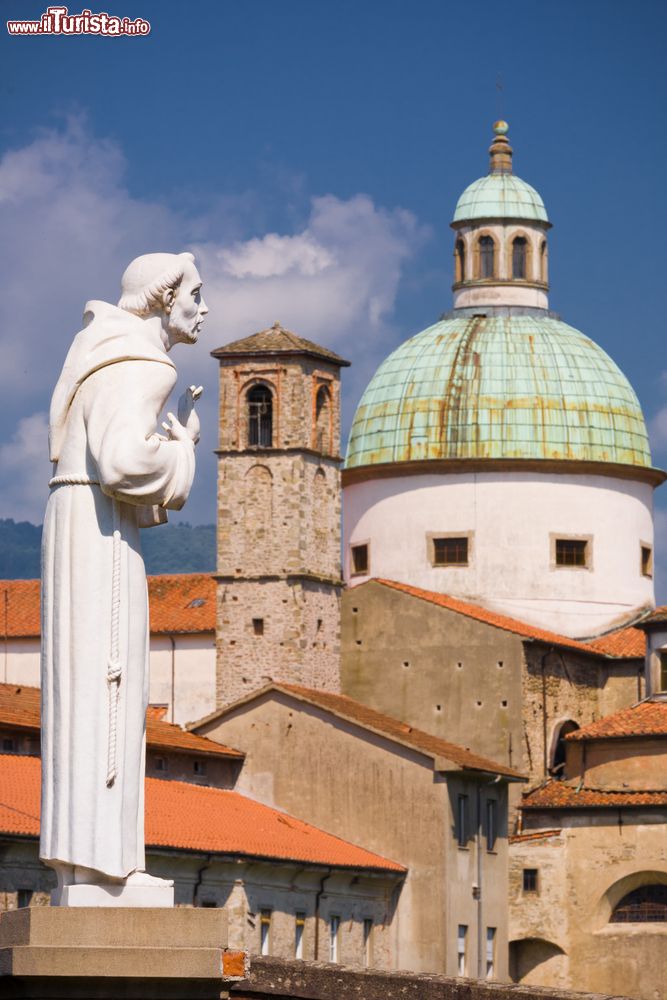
[345,314,651,470]
[453,174,549,224]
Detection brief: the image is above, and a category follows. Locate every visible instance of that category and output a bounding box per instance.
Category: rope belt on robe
[49,474,122,787]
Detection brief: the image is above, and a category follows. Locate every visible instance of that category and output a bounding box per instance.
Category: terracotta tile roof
[635,606,667,628]
[199,682,524,780]
[0,754,405,873]
[509,829,562,844]
[374,580,646,659]
[521,780,667,810]
[565,700,667,741]
[211,323,350,367]
[0,574,216,638]
[0,683,241,759]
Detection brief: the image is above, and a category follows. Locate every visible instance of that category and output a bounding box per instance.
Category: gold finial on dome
[489,120,513,175]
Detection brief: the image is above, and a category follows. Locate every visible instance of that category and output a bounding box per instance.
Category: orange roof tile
[565,700,667,741]
[0,754,405,873]
[374,580,646,659]
[0,574,216,638]
[199,682,524,780]
[0,683,241,759]
[521,780,667,810]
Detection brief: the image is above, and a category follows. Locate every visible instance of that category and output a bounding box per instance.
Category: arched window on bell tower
[315,384,331,453]
[512,236,528,279]
[478,235,495,279]
[455,238,466,284]
[247,384,273,447]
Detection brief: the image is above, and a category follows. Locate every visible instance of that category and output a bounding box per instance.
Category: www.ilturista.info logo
[7,6,150,36]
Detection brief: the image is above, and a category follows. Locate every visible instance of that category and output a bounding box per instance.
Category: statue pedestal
[52,881,174,907]
[0,906,246,998]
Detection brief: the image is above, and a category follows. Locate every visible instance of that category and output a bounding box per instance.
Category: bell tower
[211,323,350,705]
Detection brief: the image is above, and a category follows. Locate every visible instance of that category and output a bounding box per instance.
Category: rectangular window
[154,756,167,772]
[432,536,469,566]
[295,911,305,959]
[363,918,373,967]
[523,868,538,892]
[486,927,496,978]
[252,617,264,636]
[260,909,272,956]
[193,759,207,776]
[555,538,588,567]
[2,737,16,753]
[486,799,497,852]
[457,794,468,848]
[642,545,654,578]
[457,924,467,975]
[329,914,340,963]
[351,543,369,576]
[17,889,33,909]
[659,652,667,693]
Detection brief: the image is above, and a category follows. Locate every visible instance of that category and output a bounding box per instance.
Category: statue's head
[118,252,209,346]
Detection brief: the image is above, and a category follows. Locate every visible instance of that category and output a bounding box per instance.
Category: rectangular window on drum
[433,536,469,566]
[555,538,588,567]
[351,543,369,576]
[457,794,468,847]
[486,799,497,852]
[486,927,496,978]
[260,909,272,956]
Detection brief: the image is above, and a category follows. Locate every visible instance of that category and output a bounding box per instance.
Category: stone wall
[230,956,627,1000]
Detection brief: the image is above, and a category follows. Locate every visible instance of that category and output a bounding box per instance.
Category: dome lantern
[451,122,550,311]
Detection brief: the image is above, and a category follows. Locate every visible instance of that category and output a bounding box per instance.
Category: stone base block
[51,881,174,907]
[0,906,245,998]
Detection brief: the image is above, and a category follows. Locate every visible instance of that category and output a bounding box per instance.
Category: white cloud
[0,413,51,523]
[0,120,427,526]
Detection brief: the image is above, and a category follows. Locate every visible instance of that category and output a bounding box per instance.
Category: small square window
[193,759,207,776]
[351,543,369,576]
[555,538,588,567]
[433,536,469,566]
[523,868,538,892]
[641,545,653,578]
[2,737,16,753]
[154,756,168,772]
[252,618,264,636]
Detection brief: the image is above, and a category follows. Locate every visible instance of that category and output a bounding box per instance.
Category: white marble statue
[40,252,208,906]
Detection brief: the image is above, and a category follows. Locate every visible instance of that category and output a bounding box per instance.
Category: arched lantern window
[479,236,495,279]
[540,239,548,283]
[512,236,528,279]
[455,238,466,283]
[247,385,273,447]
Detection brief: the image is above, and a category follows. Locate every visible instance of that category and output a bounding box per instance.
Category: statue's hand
[161,412,192,444]
[176,385,203,444]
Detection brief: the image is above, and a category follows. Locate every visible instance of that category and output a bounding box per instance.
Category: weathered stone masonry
[212,325,350,705]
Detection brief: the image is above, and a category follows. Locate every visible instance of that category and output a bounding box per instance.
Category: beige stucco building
[192,682,524,979]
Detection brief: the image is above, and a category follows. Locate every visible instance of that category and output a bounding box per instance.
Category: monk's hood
[49,301,175,462]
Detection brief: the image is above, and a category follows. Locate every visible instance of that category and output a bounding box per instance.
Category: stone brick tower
[211,323,350,705]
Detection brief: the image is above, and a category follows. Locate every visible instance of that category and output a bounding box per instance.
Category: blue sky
[1,0,667,592]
